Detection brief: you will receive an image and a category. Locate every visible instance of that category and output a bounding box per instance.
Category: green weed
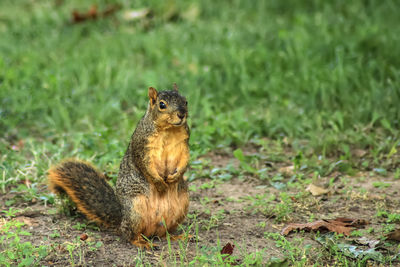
[0,220,48,266]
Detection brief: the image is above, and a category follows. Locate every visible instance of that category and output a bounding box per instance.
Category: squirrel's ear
[148,87,158,106]
[173,83,179,92]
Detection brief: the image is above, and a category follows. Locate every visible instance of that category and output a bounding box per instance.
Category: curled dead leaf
[333,217,368,227]
[72,5,97,22]
[386,229,400,242]
[278,166,294,176]
[80,233,88,241]
[281,217,368,236]
[221,242,235,260]
[306,184,329,196]
[72,4,121,23]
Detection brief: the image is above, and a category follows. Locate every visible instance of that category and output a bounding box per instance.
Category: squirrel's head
[147,84,188,129]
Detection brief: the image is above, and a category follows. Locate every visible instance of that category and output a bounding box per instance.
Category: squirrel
[48,85,190,248]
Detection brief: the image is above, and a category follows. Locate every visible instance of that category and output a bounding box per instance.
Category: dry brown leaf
[72,4,121,23]
[221,242,235,261]
[386,229,400,241]
[15,216,38,226]
[306,184,329,196]
[278,165,294,176]
[80,233,88,241]
[281,221,351,236]
[333,217,368,227]
[352,149,367,158]
[72,5,97,23]
[281,217,368,236]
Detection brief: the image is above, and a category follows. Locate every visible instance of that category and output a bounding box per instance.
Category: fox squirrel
[48,85,190,248]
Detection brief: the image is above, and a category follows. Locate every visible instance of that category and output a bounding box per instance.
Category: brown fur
[48,86,189,248]
[146,126,189,181]
[132,122,190,237]
[48,159,122,228]
[133,183,189,237]
[48,169,106,225]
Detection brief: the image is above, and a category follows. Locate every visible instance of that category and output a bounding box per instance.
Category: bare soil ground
[1,150,400,266]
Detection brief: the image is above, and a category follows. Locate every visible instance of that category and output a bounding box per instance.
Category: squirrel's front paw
[166,169,180,183]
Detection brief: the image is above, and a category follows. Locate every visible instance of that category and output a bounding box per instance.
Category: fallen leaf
[221,242,234,260]
[386,229,400,241]
[355,237,380,248]
[72,5,97,23]
[282,221,350,236]
[334,217,369,227]
[80,233,88,241]
[123,8,150,21]
[72,4,121,23]
[15,216,38,227]
[317,234,384,262]
[281,217,368,236]
[278,166,294,176]
[352,149,367,158]
[306,184,329,196]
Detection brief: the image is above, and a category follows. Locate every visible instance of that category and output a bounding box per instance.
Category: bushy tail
[48,159,122,228]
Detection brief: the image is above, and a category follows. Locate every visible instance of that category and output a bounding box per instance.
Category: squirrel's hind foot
[131,235,159,250]
[169,233,193,242]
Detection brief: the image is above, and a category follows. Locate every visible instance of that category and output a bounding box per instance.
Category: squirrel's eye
[185,101,188,106]
[159,101,167,109]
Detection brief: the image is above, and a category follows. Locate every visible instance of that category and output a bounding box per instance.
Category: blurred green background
[1,0,399,161]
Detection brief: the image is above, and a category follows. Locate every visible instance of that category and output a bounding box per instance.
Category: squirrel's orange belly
[132,186,189,237]
[152,150,187,179]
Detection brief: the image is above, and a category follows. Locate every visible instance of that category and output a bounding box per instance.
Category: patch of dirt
[2,150,400,265]
[189,178,283,258]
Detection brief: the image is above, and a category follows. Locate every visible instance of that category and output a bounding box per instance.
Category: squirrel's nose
[178,113,185,120]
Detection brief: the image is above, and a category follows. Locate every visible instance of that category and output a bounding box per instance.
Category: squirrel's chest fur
[133,126,189,236]
[133,184,189,237]
[145,126,189,179]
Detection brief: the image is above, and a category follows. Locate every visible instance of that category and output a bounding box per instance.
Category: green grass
[1,0,400,266]
[1,0,399,154]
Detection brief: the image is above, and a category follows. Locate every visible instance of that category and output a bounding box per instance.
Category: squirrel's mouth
[171,119,185,126]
